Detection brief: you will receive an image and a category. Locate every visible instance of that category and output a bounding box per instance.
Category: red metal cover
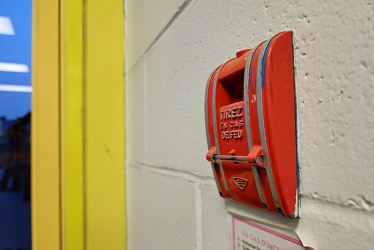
[205,31,298,217]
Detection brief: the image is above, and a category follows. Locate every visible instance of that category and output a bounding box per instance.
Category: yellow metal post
[33,0,126,249]
[60,0,84,249]
[84,0,126,249]
[32,0,61,249]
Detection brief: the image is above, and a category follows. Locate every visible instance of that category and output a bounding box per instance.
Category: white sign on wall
[232,215,311,250]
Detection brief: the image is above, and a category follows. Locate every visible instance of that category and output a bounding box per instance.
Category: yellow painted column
[60,0,84,249]
[32,0,61,249]
[84,0,126,249]
[33,0,126,249]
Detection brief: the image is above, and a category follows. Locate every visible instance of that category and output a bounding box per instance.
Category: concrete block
[127,164,197,250]
[201,183,230,250]
[293,0,374,204]
[145,43,212,175]
[296,198,374,249]
[126,0,188,70]
[127,63,147,164]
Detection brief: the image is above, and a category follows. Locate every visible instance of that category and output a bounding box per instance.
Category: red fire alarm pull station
[205,31,298,217]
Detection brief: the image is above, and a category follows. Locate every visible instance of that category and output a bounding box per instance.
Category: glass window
[0,0,32,249]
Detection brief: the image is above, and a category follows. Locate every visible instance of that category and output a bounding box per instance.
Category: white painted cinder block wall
[125,1,374,249]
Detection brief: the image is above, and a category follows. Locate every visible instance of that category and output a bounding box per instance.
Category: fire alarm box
[205,31,298,218]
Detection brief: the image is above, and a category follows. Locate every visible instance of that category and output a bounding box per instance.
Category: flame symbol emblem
[232,177,248,191]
